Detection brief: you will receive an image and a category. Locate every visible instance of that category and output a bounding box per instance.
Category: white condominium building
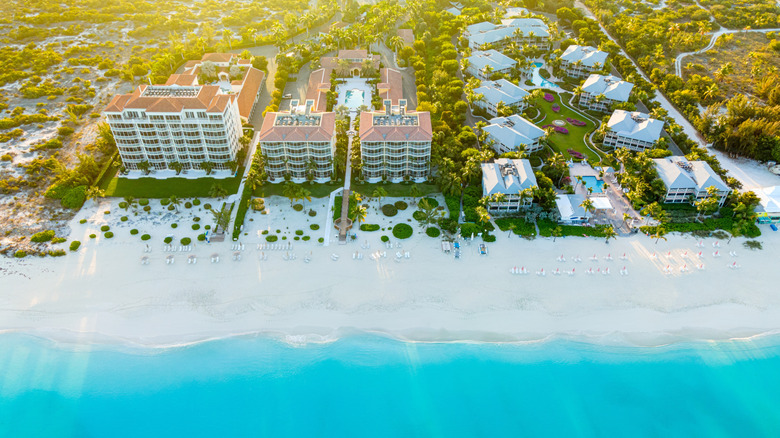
[473,78,529,117]
[465,18,550,51]
[579,74,634,112]
[466,50,517,80]
[484,114,545,154]
[481,158,538,212]
[359,100,432,183]
[258,99,336,183]
[603,110,663,151]
[653,157,730,206]
[559,45,608,78]
[104,84,243,174]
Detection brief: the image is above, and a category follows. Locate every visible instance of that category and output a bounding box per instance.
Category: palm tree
[507,223,516,238]
[222,28,234,50]
[283,182,298,206]
[373,187,388,209]
[574,175,584,191]
[169,161,183,175]
[122,195,135,211]
[353,204,367,229]
[409,184,422,205]
[476,206,491,227]
[168,195,182,212]
[552,226,563,242]
[199,161,214,175]
[209,184,228,198]
[603,225,617,244]
[86,186,105,202]
[388,35,404,56]
[651,225,668,244]
[137,161,151,175]
[580,198,595,217]
[622,213,632,227]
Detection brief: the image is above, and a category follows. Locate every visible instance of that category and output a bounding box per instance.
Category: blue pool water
[581,175,605,193]
[344,89,364,109]
[531,62,557,89]
[2,333,780,437]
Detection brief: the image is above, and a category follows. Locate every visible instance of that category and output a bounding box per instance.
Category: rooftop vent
[142,86,200,98]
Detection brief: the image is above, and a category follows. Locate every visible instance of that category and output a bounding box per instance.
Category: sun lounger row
[257,243,293,250]
[163,245,192,252]
[231,243,245,251]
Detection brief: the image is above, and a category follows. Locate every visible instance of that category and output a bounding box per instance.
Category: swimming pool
[530,62,558,89]
[581,175,605,193]
[344,89,364,109]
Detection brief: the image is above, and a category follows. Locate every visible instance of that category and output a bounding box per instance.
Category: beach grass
[101,168,243,198]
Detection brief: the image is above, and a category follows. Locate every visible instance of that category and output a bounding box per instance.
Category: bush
[104,211,110,215]
[69,241,81,251]
[193,199,201,206]
[164,236,173,244]
[160,199,170,206]
[185,202,192,209]
[192,224,200,230]
[79,219,87,224]
[205,225,211,230]
[204,203,212,210]
[318,237,324,243]
[392,223,413,239]
[439,217,458,234]
[266,235,278,242]
[100,225,110,232]
[293,204,304,212]
[303,236,311,241]
[14,250,27,258]
[171,223,178,229]
[381,235,389,242]
[118,202,128,209]
[193,217,201,222]
[167,205,175,211]
[31,230,55,242]
[141,234,151,241]
[121,216,128,222]
[394,201,408,210]
[138,199,149,206]
[310,224,320,230]
[360,224,380,231]
[412,211,426,221]
[104,231,114,238]
[494,218,536,237]
[49,249,66,257]
[426,227,441,237]
[294,236,300,240]
[382,204,398,217]
[483,234,496,242]
[130,229,139,235]
[180,237,191,245]
[420,197,439,208]
[89,234,96,239]
[197,233,206,241]
[143,206,151,212]
[295,230,304,235]
[52,237,66,244]
[61,185,87,209]
[308,210,317,217]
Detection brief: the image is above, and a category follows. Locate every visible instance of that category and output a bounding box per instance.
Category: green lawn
[532,92,602,162]
[102,168,243,198]
[257,182,342,198]
[256,181,440,199]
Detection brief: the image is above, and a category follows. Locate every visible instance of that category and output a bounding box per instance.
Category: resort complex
[472,79,529,117]
[484,114,545,154]
[579,74,634,113]
[558,45,608,78]
[602,110,664,151]
[481,158,537,212]
[465,18,550,50]
[465,50,517,80]
[653,157,730,206]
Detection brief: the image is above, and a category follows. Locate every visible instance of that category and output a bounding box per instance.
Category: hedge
[392,223,413,239]
[360,224,380,231]
[426,227,441,237]
[538,219,607,237]
[61,185,87,209]
[495,218,536,237]
[382,204,398,217]
[445,195,460,220]
[266,235,278,242]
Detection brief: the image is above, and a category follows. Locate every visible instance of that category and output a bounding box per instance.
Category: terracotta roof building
[320,49,380,75]
[257,99,337,183]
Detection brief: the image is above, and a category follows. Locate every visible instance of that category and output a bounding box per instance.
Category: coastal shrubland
[30,230,56,243]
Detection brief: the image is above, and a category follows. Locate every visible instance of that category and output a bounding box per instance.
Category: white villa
[258,99,336,183]
[481,159,538,212]
[756,186,780,223]
[653,157,730,206]
[559,45,608,78]
[579,74,634,112]
[555,194,589,224]
[484,114,545,154]
[359,100,432,183]
[603,110,663,151]
[465,18,550,51]
[473,79,529,117]
[466,50,517,80]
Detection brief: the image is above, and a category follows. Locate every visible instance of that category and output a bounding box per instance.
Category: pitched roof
[757,186,780,214]
[397,29,415,45]
[484,114,544,148]
[482,158,537,196]
[653,157,730,192]
[467,18,549,47]
[359,110,433,142]
[201,53,237,63]
[582,74,633,102]
[105,85,230,113]
[235,67,265,119]
[257,111,336,143]
[467,50,517,72]
[474,78,529,106]
[607,110,663,143]
[165,74,198,86]
[378,68,403,104]
[560,45,609,68]
[305,68,332,112]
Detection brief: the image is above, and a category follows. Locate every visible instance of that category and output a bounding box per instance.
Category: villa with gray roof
[579,74,634,112]
[473,79,529,117]
[465,50,517,80]
[481,159,537,212]
[559,45,608,78]
[484,114,545,154]
[603,110,663,151]
[653,157,730,206]
[465,18,550,51]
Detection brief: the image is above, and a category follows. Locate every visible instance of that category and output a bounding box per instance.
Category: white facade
[484,115,545,154]
[603,110,663,152]
[481,159,537,212]
[579,74,634,112]
[466,50,517,80]
[473,79,529,117]
[465,18,550,51]
[559,45,608,78]
[653,157,730,206]
[104,86,242,175]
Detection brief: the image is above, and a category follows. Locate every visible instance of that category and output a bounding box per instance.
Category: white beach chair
[404,252,410,259]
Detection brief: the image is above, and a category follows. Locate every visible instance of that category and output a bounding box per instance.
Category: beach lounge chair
[404,252,410,259]
[396,251,403,259]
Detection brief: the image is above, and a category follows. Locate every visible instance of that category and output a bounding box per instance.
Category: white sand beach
[2,196,779,347]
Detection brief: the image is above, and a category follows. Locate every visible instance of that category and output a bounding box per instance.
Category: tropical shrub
[164,236,173,244]
[180,237,191,245]
[308,210,317,217]
[420,197,439,208]
[394,201,408,210]
[310,224,320,230]
[483,234,496,242]
[121,216,128,222]
[392,223,413,239]
[69,241,81,251]
[160,199,170,206]
[381,235,389,242]
[426,227,441,237]
[197,234,206,241]
[293,204,304,211]
[118,202,128,209]
[412,211,426,221]
[167,205,175,211]
[14,250,27,258]
[79,219,87,224]
[295,230,304,235]
[192,224,200,230]
[30,230,55,242]
[266,235,278,242]
[185,202,192,208]
[141,234,151,241]
[171,223,178,228]
[204,203,212,210]
[48,249,66,257]
[303,236,310,241]
[143,206,151,212]
[104,232,114,238]
[61,185,87,209]
[382,204,398,217]
[360,224,380,231]
[100,225,110,232]
[318,237,324,243]
[52,237,66,244]
[130,229,139,235]
[294,236,300,240]
[138,199,149,206]
[89,234,96,239]
[193,217,200,222]
[193,199,201,206]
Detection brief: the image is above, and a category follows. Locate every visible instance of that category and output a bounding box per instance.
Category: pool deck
[336,78,372,112]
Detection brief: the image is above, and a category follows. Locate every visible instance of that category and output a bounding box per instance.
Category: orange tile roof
[359,111,433,142]
[165,74,198,86]
[305,68,332,112]
[105,85,229,113]
[257,112,336,143]
[377,68,403,104]
[398,29,415,45]
[201,53,237,63]
[236,67,265,119]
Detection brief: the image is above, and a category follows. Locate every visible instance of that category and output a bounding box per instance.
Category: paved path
[674,27,780,78]
[338,127,355,244]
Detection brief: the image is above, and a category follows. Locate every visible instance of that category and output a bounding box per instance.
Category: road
[674,27,780,78]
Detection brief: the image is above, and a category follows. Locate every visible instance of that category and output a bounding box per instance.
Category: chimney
[305,99,315,115]
[399,99,407,115]
[383,99,391,115]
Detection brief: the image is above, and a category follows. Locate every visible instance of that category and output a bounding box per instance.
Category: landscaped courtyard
[528,91,604,162]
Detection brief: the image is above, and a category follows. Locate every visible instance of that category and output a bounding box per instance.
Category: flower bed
[567,149,585,159]
[543,93,554,102]
[554,126,569,134]
[566,117,587,127]
[552,104,560,112]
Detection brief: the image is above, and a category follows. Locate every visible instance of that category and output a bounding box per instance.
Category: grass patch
[352,182,439,197]
[392,223,413,239]
[360,224,380,231]
[495,218,536,237]
[532,92,601,161]
[538,219,606,237]
[257,182,341,198]
[425,227,441,237]
[101,168,243,198]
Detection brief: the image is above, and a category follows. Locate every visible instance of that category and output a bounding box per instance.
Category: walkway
[337,126,355,244]
[674,27,780,78]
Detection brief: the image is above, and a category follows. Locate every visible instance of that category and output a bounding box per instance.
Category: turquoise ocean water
[1,333,780,437]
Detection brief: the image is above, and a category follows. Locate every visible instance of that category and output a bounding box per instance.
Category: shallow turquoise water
[581,175,605,193]
[344,89,364,109]
[1,333,779,437]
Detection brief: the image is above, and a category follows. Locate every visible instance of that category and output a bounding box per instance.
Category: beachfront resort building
[579,74,634,113]
[465,18,550,51]
[559,45,608,78]
[104,84,244,174]
[257,99,336,183]
[473,79,529,117]
[481,158,537,212]
[653,157,730,206]
[359,100,432,183]
[756,186,780,223]
[465,50,517,80]
[555,194,590,224]
[484,114,545,154]
[602,110,663,151]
